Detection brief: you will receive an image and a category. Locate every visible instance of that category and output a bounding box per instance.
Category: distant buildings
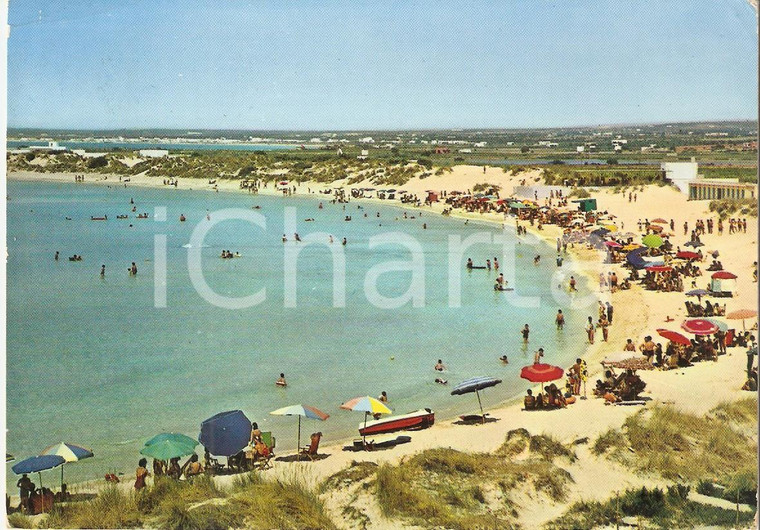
[662,160,757,200]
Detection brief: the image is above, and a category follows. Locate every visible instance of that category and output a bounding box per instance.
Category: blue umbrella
[40,442,94,488]
[686,289,710,297]
[451,376,502,423]
[12,455,65,489]
[199,410,252,457]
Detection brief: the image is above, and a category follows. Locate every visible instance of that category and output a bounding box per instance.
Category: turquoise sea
[6,180,589,489]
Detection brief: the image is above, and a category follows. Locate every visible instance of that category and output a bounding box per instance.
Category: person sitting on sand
[181,454,203,479]
[434,359,446,371]
[524,389,536,410]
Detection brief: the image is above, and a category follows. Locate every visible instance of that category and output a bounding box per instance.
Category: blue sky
[7,0,759,130]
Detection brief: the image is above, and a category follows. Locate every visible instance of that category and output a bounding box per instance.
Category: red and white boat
[358,408,435,436]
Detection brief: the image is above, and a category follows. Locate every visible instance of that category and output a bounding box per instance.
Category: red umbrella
[605,241,622,248]
[651,218,667,224]
[681,319,719,335]
[675,251,700,260]
[711,271,737,280]
[646,265,672,273]
[520,364,565,390]
[656,328,691,345]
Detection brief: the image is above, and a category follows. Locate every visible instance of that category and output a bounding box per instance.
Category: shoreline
[6,170,756,525]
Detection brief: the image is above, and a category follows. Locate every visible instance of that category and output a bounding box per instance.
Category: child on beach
[533,347,544,364]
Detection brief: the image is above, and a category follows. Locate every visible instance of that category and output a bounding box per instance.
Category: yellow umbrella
[340,396,392,445]
[623,244,642,251]
[603,224,618,232]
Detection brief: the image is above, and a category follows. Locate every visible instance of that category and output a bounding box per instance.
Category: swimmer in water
[435,378,448,385]
[100,264,105,276]
[499,355,509,364]
[434,359,446,371]
[282,234,288,243]
[342,237,347,246]
[276,373,287,387]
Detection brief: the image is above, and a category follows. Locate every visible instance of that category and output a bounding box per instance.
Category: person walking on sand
[606,302,613,324]
[555,309,565,330]
[569,276,577,291]
[586,317,595,344]
[598,316,609,342]
[521,324,530,344]
[135,458,150,490]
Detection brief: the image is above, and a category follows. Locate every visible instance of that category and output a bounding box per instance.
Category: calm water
[7,140,297,152]
[6,180,589,488]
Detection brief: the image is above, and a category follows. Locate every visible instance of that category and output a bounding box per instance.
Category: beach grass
[368,440,574,529]
[546,485,756,529]
[42,485,141,529]
[593,405,758,485]
[6,513,35,528]
[711,396,758,425]
[318,460,378,493]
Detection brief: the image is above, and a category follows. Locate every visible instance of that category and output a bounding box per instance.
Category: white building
[473,142,487,148]
[661,161,698,194]
[30,141,68,153]
[359,137,375,144]
[139,149,169,158]
[576,146,585,153]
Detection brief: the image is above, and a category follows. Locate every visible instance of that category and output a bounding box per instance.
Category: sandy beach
[7,168,758,528]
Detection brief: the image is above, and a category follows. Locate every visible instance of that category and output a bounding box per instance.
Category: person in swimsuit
[276,373,287,386]
[134,458,150,490]
[521,324,530,344]
[434,359,446,371]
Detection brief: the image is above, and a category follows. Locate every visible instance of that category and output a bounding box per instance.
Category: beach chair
[253,432,275,470]
[299,432,322,461]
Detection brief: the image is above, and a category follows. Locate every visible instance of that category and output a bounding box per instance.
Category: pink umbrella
[605,241,622,248]
[681,319,719,335]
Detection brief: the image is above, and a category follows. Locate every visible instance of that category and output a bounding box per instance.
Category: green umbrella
[642,234,663,248]
[139,439,196,461]
[145,433,198,449]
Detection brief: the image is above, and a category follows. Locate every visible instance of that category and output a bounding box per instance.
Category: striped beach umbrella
[726,309,758,330]
[40,442,94,488]
[341,396,391,444]
[270,404,329,457]
[681,318,719,336]
[450,376,502,423]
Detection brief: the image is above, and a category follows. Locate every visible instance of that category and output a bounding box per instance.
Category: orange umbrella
[726,309,758,331]
[651,218,667,224]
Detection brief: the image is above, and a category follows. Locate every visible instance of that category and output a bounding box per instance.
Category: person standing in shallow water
[555,310,564,330]
[521,324,530,344]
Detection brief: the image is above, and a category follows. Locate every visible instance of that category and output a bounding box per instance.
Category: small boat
[90,216,107,221]
[116,215,129,219]
[358,408,434,436]
[137,214,149,219]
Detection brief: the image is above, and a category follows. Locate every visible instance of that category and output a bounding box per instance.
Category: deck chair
[253,432,275,470]
[299,432,322,461]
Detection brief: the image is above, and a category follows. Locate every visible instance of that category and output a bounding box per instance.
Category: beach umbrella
[199,410,252,457]
[702,318,728,333]
[12,455,65,489]
[683,240,704,248]
[39,442,94,489]
[686,288,710,298]
[650,225,664,233]
[270,404,329,458]
[656,329,692,346]
[520,363,565,392]
[642,234,663,248]
[711,271,737,280]
[646,265,672,273]
[681,318,719,336]
[651,218,667,224]
[139,439,196,461]
[622,243,642,251]
[341,396,392,444]
[675,251,700,260]
[450,376,503,423]
[145,433,198,449]
[604,241,622,248]
[726,309,758,331]
[603,224,618,232]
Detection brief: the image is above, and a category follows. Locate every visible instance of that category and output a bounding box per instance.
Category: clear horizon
[7,1,759,130]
